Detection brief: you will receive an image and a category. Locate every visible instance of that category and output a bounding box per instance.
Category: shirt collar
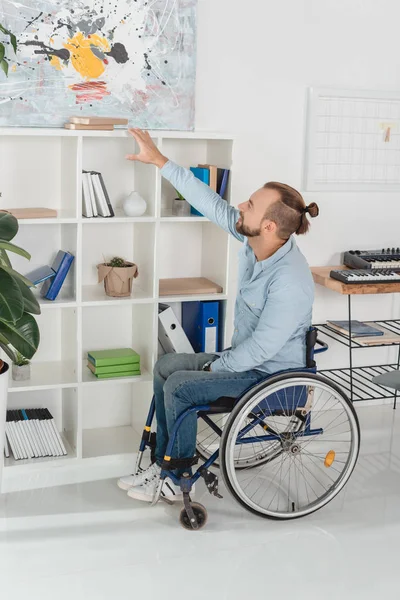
[245,236,295,271]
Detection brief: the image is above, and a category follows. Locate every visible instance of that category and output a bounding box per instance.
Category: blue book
[40,251,74,301]
[217,169,230,200]
[24,265,56,286]
[190,167,210,216]
[327,320,384,337]
[182,301,220,353]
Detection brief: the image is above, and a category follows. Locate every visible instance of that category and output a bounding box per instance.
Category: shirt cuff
[210,358,224,373]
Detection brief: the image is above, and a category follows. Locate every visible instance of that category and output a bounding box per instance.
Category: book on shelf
[159,277,223,296]
[87,348,140,368]
[0,207,58,219]
[326,320,384,338]
[189,165,230,216]
[355,323,400,346]
[40,250,74,301]
[65,123,114,131]
[69,116,129,125]
[87,348,141,379]
[5,408,67,460]
[82,170,114,218]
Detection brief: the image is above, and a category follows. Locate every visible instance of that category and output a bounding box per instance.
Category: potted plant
[0,211,40,482]
[0,24,17,76]
[97,256,139,297]
[172,190,190,217]
[10,350,30,381]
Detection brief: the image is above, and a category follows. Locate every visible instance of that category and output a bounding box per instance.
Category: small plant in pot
[97,256,139,298]
[10,350,30,381]
[172,190,190,217]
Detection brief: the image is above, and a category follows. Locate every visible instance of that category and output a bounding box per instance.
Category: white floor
[0,404,399,599]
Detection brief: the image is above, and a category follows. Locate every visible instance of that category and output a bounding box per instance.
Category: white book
[16,419,31,459]
[91,173,111,217]
[23,420,39,458]
[31,418,47,456]
[49,419,68,455]
[4,433,9,459]
[82,175,93,218]
[42,419,59,456]
[86,172,98,217]
[6,424,19,459]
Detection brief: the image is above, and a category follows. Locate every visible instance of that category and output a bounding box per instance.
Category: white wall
[193,0,400,368]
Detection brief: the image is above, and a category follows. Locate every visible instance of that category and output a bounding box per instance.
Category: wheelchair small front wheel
[179,502,208,531]
[220,372,360,520]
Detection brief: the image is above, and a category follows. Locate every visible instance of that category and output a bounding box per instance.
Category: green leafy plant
[0,212,40,369]
[106,257,129,268]
[175,190,185,200]
[0,24,17,77]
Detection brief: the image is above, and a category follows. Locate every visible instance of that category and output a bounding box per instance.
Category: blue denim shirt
[161,161,314,374]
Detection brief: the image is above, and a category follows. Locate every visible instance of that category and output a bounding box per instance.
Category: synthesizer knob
[397,248,400,253]
[382,248,385,253]
[392,248,396,253]
[387,248,391,253]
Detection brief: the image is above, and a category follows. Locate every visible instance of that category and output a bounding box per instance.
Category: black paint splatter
[23,40,70,62]
[106,42,128,64]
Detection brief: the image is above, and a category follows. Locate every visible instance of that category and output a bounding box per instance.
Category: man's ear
[263,219,277,234]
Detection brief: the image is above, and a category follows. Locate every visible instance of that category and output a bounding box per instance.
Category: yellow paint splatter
[49,37,54,44]
[50,55,62,71]
[11,64,16,72]
[63,32,110,79]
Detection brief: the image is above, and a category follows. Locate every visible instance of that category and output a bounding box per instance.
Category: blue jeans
[153,353,265,466]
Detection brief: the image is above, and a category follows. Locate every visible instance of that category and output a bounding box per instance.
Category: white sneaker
[117,463,161,491]
[127,473,183,503]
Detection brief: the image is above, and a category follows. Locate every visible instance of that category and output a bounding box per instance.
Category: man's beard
[236,216,261,238]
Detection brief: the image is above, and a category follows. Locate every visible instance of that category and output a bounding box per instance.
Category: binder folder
[158,305,194,354]
[182,301,220,353]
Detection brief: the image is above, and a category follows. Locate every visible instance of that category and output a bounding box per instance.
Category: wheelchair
[134,329,360,530]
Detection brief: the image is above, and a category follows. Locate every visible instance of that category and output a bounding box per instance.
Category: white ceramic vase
[122,191,147,217]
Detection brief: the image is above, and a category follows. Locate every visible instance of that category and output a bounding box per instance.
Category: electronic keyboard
[330,269,400,285]
[343,248,400,270]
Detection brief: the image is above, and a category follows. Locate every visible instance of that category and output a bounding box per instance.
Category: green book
[87,348,140,367]
[87,362,141,375]
[95,369,141,379]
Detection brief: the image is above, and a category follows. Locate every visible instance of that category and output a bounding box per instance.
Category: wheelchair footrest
[161,456,199,471]
[199,467,223,499]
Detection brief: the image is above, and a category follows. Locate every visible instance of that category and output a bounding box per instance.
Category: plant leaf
[0,249,11,268]
[0,25,8,35]
[15,277,41,315]
[0,240,30,260]
[0,339,16,363]
[10,33,17,54]
[0,268,24,322]
[0,313,40,359]
[1,59,9,76]
[0,44,4,62]
[0,212,18,241]
[0,265,34,288]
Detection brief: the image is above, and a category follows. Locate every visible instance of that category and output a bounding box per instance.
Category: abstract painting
[0,0,197,129]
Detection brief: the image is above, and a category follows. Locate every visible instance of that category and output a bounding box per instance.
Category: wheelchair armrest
[314,339,329,354]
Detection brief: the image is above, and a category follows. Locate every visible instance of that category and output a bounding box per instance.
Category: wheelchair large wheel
[196,412,285,470]
[220,372,360,520]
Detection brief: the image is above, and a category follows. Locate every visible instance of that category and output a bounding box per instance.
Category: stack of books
[82,170,114,218]
[25,250,74,301]
[189,164,230,216]
[65,116,128,131]
[87,348,141,379]
[5,408,67,460]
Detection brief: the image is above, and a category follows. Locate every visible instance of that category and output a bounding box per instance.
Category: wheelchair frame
[133,331,359,530]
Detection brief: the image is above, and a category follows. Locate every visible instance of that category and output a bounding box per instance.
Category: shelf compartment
[320,364,398,401]
[158,221,228,295]
[5,388,78,466]
[316,319,400,349]
[82,382,150,458]
[12,222,77,303]
[8,360,77,392]
[0,135,78,218]
[82,221,155,299]
[82,303,156,376]
[82,284,154,306]
[82,136,157,217]
[160,138,232,217]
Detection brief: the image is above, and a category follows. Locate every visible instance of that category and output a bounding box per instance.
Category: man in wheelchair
[119,128,320,503]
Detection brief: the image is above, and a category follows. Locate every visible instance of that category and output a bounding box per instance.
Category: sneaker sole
[127,489,183,503]
[117,480,135,491]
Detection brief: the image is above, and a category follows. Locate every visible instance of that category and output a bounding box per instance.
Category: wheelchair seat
[199,396,236,414]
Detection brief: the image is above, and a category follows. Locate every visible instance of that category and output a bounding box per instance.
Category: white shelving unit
[0,128,235,492]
